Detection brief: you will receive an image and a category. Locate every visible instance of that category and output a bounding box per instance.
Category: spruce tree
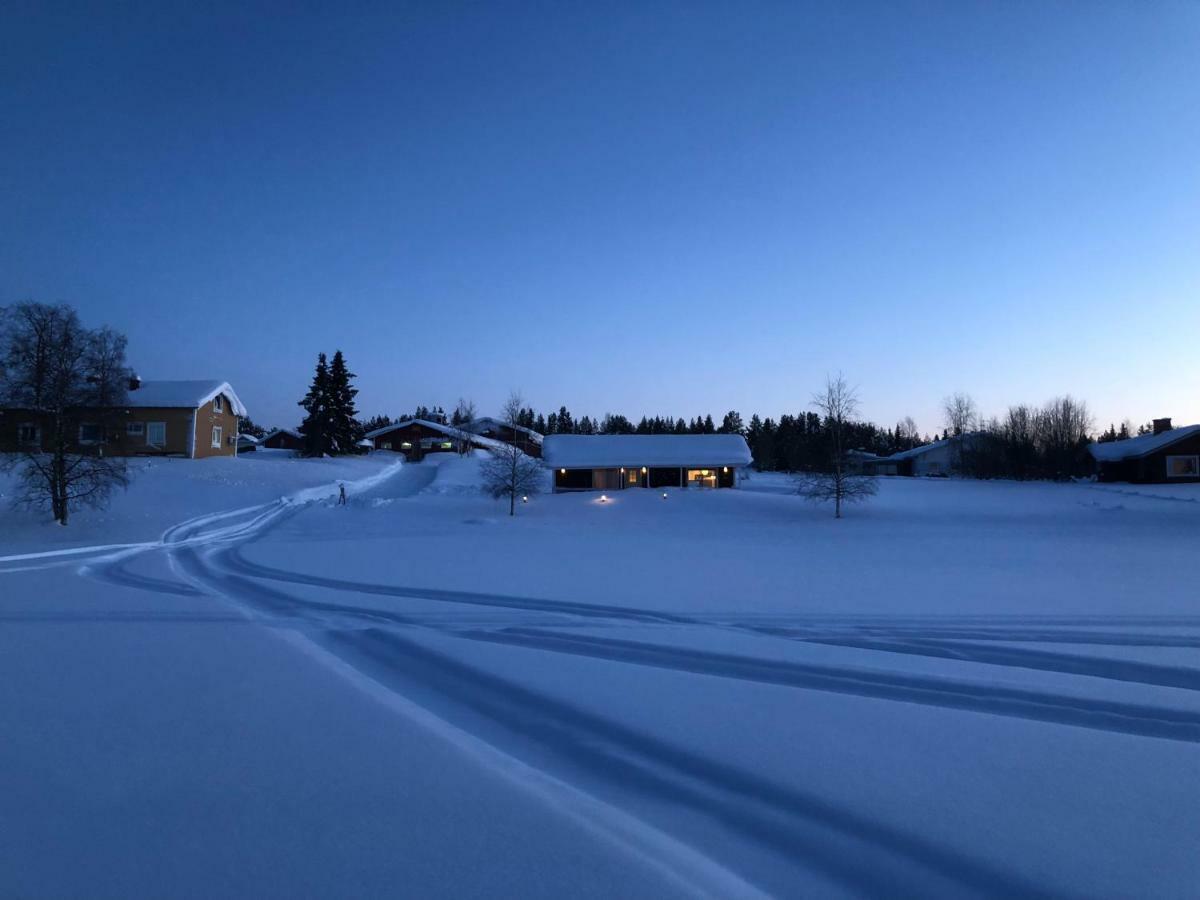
[326,350,359,454]
[298,353,332,457]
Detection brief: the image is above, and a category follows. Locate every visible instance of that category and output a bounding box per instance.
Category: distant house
[869,436,965,477]
[463,417,543,458]
[2,378,247,459]
[543,434,752,491]
[260,428,304,451]
[365,418,500,460]
[1089,419,1200,483]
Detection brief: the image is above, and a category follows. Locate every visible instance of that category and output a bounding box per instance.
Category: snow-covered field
[2,454,1198,898]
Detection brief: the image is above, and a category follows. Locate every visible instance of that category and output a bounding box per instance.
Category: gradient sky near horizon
[3,2,1198,434]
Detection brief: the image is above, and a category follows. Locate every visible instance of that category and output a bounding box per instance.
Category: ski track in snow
[24,460,1195,897]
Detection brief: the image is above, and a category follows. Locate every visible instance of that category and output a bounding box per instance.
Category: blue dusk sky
[2,2,1198,433]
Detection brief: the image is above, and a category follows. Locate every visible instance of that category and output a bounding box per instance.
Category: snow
[1088,424,1200,461]
[542,434,753,468]
[127,380,248,417]
[2,460,1198,897]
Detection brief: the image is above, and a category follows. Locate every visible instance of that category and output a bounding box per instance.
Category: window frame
[147,421,166,447]
[213,394,224,413]
[211,425,223,449]
[17,422,40,445]
[78,423,105,444]
[126,421,145,437]
[1165,455,1199,479]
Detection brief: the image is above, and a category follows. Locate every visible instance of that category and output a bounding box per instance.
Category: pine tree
[326,350,359,454]
[298,353,332,457]
[719,411,743,434]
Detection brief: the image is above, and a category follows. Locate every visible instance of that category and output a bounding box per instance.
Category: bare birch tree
[0,303,131,525]
[480,391,542,516]
[797,373,877,518]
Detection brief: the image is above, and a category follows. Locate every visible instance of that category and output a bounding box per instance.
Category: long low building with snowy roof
[1,377,248,459]
[1088,419,1200,483]
[542,434,753,491]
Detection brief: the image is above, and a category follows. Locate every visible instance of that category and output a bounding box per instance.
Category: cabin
[365,418,494,460]
[261,428,304,451]
[543,434,752,492]
[236,433,260,453]
[464,417,543,457]
[868,436,965,477]
[1,379,247,459]
[1089,419,1200,483]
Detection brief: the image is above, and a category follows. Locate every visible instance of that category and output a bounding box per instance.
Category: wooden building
[1,379,246,459]
[463,417,543,457]
[260,428,304,451]
[365,418,496,460]
[542,434,752,492]
[1089,420,1200,483]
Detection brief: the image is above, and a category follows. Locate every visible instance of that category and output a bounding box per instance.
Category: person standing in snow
[338,482,347,506]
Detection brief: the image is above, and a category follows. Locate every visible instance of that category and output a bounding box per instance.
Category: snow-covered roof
[1088,425,1200,462]
[365,418,508,452]
[881,434,975,462]
[236,433,260,444]
[127,380,248,417]
[464,417,544,444]
[542,434,752,468]
[263,428,302,441]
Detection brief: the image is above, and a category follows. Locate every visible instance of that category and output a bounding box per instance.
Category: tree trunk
[509,492,515,516]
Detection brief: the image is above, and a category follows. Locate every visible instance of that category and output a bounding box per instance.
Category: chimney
[1153,417,1172,435]
[128,373,142,391]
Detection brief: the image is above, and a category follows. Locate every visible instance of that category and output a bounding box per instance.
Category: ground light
[662,492,668,499]
[600,494,608,503]
[521,495,528,503]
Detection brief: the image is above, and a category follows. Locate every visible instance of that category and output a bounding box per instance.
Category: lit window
[213,395,224,413]
[211,426,223,448]
[1166,455,1199,478]
[127,422,145,437]
[18,423,39,444]
[400,442,413,450]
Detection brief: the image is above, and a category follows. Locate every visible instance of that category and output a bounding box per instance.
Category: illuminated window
[687,469,717,488]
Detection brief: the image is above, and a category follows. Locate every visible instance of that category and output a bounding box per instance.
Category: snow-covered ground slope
[2,458,1198,898]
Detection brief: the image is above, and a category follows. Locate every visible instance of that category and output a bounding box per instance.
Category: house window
[211,426,223,448]
[18,423,39,444]
[127,422,145,437]
[1166,455,1199,478]
[213,395,224,413]
[79,423,105,444]
[147,422,166,446]
[380,442,392,450]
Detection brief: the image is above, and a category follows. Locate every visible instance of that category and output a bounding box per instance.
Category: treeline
[957,396,1095,480]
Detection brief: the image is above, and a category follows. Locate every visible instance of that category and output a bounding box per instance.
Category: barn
[1089,420,1200,483]
[543,434,752,492]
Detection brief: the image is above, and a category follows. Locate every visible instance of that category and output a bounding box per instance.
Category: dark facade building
[1089,420,1200,483]
[464,417,543,458]
[542,434,752,492]
[260,428,304,451]
[366,418,492,461]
